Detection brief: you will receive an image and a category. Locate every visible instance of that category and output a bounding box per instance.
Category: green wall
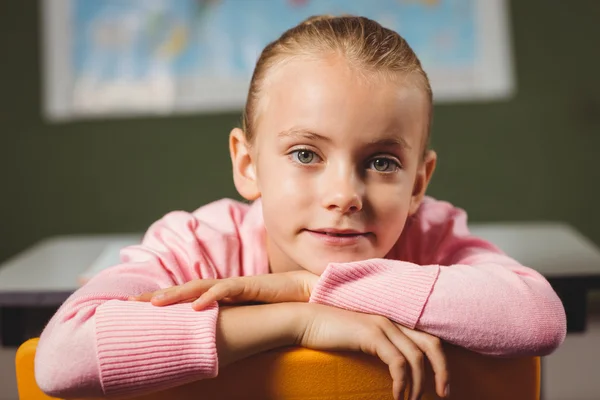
[2,1,599,264]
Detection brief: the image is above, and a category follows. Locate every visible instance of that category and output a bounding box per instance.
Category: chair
[16,338,540,400]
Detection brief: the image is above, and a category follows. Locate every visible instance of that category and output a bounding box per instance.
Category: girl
[35,15,566,400]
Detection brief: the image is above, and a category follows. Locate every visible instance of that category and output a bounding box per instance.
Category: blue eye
[369,157,400,172]
[291,149,318,164]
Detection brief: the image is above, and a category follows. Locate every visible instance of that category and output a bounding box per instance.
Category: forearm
[310,257,566,356]
[216,302,303,367]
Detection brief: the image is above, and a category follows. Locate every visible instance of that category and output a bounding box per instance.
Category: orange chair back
[17,338,540,400]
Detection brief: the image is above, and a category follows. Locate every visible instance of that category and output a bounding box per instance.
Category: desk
[1,223,600,346]
[470,223,600,333]
[0,234,140,346]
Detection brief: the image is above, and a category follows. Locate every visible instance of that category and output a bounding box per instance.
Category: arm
[309,199,567,357]
[222,302,450,400]
[35,202,264,398]
[216,303,303,368]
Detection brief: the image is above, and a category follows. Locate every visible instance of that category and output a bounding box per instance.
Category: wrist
[216,303,307,367]
[289,270,319,302]
[270,302,308,346]
[290,302,316,346]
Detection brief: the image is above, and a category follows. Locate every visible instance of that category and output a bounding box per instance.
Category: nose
[321,164,364,214]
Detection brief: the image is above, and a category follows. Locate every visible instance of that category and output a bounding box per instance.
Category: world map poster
[42,0,513,121]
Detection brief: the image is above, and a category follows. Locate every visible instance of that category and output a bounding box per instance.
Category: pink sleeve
[35,203,246,398]
[309,199,567,357]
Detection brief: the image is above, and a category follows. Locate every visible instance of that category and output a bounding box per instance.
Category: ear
[229,128,261,201]
[409,150,437,215]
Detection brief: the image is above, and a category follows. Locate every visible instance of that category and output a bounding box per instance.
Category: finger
[218,296,236,304]
[192,282,244,311]
[397,326,449,399]
[128,292,156,302]
[382,324,425,400]
[420,341,448,399]
[151,281,214,306]
[369,331,409,400]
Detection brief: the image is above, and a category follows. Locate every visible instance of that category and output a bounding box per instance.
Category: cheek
[257,160,315,233]
[259,159,315,204]
[366,182,412,231]
[379,199,409,227]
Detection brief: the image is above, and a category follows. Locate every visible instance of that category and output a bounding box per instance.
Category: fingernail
[192,299,203,309]
[445,384,450,397]
[152,293,165,301]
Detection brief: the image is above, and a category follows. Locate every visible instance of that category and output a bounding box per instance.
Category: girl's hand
[297,303,449,400]
[129,271,319,311]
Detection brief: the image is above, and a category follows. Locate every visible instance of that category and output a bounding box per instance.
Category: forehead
[255,55,429,149]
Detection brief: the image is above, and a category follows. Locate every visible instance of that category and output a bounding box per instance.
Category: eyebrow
[366,136,412,151]
[277,127,411,150]
[277,128,332,143]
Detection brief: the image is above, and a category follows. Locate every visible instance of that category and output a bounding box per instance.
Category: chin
[302,254,374,274]
[300,264,329,276]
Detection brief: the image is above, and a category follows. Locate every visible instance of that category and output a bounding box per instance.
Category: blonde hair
[243,15,433,151]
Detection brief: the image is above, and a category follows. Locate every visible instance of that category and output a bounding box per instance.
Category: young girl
[35,15,566,400]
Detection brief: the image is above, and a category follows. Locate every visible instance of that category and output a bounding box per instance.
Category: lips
[310,229,366,236]
[304,228,371,246]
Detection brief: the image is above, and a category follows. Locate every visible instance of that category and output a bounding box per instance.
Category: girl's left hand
[129,270,319,311]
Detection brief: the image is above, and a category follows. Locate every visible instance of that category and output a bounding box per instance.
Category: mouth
[304,229,371,245]
[309,229,367,237]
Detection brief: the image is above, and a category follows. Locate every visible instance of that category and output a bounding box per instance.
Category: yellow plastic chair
[17,338,540,400]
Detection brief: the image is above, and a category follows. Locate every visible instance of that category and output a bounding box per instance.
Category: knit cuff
[95,300,219,396]
[310,259,439,328]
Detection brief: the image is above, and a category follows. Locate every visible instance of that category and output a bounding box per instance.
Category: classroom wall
[1,1,599,263]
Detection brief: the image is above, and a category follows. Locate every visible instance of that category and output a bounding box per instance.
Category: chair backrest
[17,338,540,400]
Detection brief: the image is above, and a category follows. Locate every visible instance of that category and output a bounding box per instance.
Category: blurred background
[2,0,599,263]
[1,1,599,399]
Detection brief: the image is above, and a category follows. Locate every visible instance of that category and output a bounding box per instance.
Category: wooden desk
[1,223,600,347]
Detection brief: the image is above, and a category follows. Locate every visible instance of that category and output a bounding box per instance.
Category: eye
[291,149,319,164]
[369,157,401,172]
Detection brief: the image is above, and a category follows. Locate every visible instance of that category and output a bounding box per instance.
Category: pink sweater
[35,197,566,398]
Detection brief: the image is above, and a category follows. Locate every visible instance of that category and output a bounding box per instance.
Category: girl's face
[230,55,436,275]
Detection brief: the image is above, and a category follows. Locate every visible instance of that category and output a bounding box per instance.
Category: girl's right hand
[296,303,449,400]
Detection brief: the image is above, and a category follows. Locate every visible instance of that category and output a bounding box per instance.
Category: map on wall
[42,0,514,121]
